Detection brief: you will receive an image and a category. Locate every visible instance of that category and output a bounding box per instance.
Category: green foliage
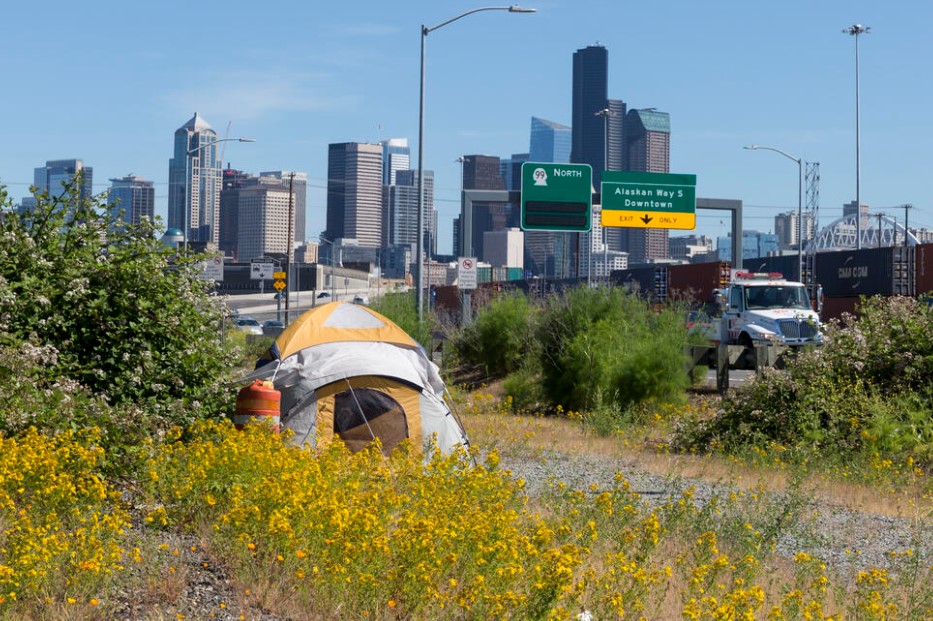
[536,285,691,412]
[370,290,437,351]
[678,295,933,464]
[501,366,545,413]
[453,291,537,378]
[0,181,236,418]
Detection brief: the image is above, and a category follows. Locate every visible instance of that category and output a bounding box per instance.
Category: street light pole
[744,145,804,280]
[844,23,870,250]
[416,5,536,322]
[184,137,255,254]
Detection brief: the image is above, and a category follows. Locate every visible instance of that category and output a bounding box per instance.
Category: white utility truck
[715,271,822,351]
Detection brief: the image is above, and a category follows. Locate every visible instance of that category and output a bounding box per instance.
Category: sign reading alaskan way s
[601,171,696,230]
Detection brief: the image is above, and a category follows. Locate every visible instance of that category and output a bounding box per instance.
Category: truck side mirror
[713,289,726,311]
[816,285,824,313]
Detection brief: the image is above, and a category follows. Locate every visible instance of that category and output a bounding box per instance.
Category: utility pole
[286,173,294,323]
[904,203,913,247]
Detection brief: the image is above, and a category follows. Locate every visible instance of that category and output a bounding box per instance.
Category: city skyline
[2,1,932,256]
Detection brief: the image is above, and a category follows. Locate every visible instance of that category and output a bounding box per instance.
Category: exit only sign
[601,171,696,230]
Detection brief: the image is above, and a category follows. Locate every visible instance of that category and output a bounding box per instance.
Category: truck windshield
[745,285,811,310]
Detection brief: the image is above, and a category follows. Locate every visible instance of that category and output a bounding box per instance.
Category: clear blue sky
[1,0,929,255]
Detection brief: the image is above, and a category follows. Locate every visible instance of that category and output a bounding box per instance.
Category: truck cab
[722,271,822,348]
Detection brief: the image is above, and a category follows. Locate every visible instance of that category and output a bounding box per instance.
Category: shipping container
[814,247,904,298]
[744,254,801,281]
[667,261,731,303]
[610,266,661,298]
[916,243,933,295]
[820,296,862,323]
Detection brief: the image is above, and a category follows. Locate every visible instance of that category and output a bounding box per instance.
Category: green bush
[536,286,691,413]
[453,291,537,378]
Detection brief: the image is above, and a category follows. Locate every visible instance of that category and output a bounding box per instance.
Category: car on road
[317,291,331,299]
[234,317,263,336]
[353,295,369,305]
[262,319,285,336]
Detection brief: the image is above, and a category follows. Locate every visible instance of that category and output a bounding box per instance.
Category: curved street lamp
[416,5,536,321]
[744,144,804,280]
[184,137,255,254]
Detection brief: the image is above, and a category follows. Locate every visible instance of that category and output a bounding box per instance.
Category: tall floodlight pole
[184,137,255,254]
[744,145,804,280]
[595,107,615,284]
[417,5,536,322]
[844,24,870,250]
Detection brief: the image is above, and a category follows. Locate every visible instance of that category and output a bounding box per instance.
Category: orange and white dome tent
[248,301,469,456]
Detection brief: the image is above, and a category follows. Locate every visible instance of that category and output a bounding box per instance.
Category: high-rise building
[571,45,628,277]
[461,155,512,261]
[236,176,293,263]
[571,45,609,176]
[34,159,94,203]
[775,210,815,251]
[108,175,154,226]
[529,117,571,164]
[381,138,410,186]
[261,170,308,245]
[219,168,251,260]
[325,142,383,248]
[384,169,435,253]
[168,113,223,246]
[500,153,528,191]
[622,108,672,264]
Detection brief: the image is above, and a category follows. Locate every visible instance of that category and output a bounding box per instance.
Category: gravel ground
[500,450,933,577]
[110,448,932,620]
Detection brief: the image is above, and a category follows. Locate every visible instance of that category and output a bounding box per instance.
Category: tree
[0,180,235,417]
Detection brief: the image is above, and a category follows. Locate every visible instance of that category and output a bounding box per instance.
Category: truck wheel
[738,334,755,369]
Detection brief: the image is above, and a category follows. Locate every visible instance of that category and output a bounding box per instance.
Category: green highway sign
[601,171,697,230]
[521,162,592,232]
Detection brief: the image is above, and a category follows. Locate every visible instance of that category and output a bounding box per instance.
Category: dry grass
[458,387,931,521]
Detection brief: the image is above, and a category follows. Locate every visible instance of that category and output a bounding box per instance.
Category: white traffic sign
[458,257,477,290]
[198,255,224,282]
[250,261,274,280]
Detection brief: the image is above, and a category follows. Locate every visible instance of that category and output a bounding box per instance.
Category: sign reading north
[601,171,696,230]
[520,162,592,232]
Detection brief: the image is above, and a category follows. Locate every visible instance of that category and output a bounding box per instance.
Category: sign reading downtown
[520,162,592,232]
[601,171,697,230]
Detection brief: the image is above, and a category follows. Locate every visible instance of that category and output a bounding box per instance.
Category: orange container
[234,380,281,432]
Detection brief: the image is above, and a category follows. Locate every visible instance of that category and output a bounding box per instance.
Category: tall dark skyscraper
[325,142,383,249]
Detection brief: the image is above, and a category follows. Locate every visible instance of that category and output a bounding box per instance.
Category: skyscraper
[384,169,435,254]
[623,108,672,264]
[381,138,410,186]
[236,176,293,263]
[261,170,308,245]
[108,175,154,226]
[529,117,571,164]
[34,159,94,203]
[219,168,251,260]
[462,155,512,261]
[571,44,609,181]
[572,44,626,277]
[325,142,383,248]
[168,113,223,246]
